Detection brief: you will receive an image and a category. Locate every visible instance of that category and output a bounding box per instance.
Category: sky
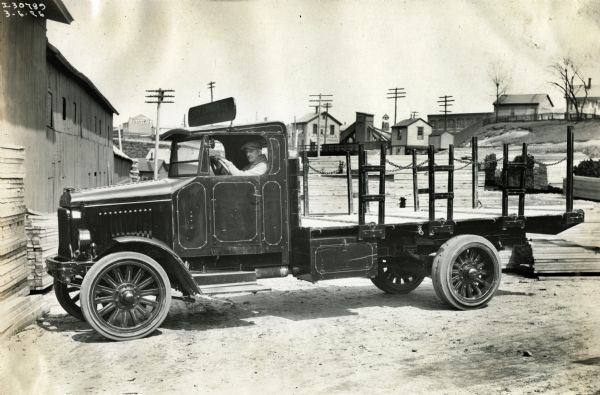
[47,0,600,130]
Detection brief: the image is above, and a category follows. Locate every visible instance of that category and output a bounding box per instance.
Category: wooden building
[0,5,119,213]
[493,94,554,121]
[339,112,391,145]
[429,130,454,151]
[290,111,342,149]
[427,112,492,135]
[390,118,432,154]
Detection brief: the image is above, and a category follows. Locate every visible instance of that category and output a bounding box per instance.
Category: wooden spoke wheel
[80,252,171,341]
[432,235,501,310]
[54,276,84,321]
[371,260,424,294]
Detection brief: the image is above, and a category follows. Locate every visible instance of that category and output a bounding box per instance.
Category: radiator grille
[100,208,153,238]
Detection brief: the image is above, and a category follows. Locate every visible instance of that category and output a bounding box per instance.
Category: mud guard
[97,236,200,296]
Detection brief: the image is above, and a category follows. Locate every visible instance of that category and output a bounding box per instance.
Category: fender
[97,236,200,296]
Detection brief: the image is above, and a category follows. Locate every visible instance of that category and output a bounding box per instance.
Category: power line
[437,95,455,135]
[308,94,333,157]
[387,87,406,125]
[207,81,216,102]
[145,88,175,180]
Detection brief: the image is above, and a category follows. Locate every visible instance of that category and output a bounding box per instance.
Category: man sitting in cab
[214,140,268,176]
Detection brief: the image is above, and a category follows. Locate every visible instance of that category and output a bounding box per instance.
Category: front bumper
[46,256,91,283]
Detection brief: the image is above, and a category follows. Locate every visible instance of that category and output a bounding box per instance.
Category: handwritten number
[38,2,44,10]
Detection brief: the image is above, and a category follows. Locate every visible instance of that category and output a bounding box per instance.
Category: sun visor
[188,97,236,127]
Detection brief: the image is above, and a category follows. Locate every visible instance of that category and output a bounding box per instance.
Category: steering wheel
[209,156,231,175]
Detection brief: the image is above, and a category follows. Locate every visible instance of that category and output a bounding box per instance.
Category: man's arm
[221,159,267,176]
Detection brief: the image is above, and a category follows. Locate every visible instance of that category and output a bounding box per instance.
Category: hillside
[455,119,600,157]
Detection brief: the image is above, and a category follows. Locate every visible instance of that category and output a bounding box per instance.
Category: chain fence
[305,155,568,175]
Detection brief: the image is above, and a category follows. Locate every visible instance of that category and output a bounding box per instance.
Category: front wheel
[431,235,501,310]
[80,252,171,341]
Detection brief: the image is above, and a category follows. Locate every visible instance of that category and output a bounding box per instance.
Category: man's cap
[241,141,264,151]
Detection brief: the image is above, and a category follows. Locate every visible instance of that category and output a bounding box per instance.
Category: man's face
[245,148,261,163]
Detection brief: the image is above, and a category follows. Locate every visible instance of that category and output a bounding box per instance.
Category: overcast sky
[47,0,600,129]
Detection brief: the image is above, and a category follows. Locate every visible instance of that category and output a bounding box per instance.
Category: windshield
[169,139,202,177]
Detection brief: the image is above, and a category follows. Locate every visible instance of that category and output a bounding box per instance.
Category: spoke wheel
[432,235,501,310]
[371,260,424,294]
[80,252,171,341]
[54,276,84,321]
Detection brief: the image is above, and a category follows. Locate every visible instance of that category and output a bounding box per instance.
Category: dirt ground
[1,273,599,394]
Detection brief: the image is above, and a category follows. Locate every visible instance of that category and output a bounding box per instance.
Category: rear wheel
[80,252,171,341]
[54,276,84,321]
[432,235,501,310]
[371,260,424,294]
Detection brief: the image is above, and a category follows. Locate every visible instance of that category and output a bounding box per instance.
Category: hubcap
[90,261,165,331]
[451,247,494,301]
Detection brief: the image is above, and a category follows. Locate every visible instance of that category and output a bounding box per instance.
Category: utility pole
[323,102,332,145]
[387,87,406,125]
[145,88,175,180]
[308,94,333,157]
[207,81,215,102]
[437,95,454,134]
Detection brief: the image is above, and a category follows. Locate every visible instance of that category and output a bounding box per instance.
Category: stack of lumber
[563,176,600,201]
[530,239,600,275]
[25,211,57,291]
[0,145,47,339]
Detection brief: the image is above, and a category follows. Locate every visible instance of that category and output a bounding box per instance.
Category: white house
[493,94,554,121]
[390,118,432,154]
[289,111,342,149]
[429,130,454,151]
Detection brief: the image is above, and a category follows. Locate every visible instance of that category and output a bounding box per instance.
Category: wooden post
[502,144,509,217]
[566,125,574,213]
[447,144,454,221]
[428,145,435,222]
[358,145,366,225]
[471,136,478,209]
[302,151,309,216]
[519,143,527,216]
[379,143,386,224]
[346,151,353,214]
[412,150,419,212]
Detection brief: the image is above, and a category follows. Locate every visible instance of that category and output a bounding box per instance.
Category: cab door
[212,177,261,246]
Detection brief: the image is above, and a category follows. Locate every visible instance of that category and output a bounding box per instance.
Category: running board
[199,282,271,295]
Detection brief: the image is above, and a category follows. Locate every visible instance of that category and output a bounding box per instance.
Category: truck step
[191,270,256,286]
[199,282,271,295]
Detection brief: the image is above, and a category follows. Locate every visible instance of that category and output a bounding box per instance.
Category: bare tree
[488,61,512,122]
[549,58,589,121]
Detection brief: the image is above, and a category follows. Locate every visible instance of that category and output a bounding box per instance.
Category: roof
[427,112,493,119]
[45,0,73,24]
[392,118,432,128]
[368,126,391,141]
[430,130,453,137]
[494,94,553,107]
[578,85,600,98]
[137,158,166,173]
[113,145,133,162]
[47,42,119,115]
[294,111,342,125]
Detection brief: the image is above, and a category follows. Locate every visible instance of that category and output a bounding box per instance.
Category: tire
[54,276,84,321]
[431,235,501,310]
[371,259,424,294]
[80,252,171,341]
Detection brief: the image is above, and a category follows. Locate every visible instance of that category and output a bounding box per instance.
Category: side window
[210,136,271,177]
[417,127,424,140]
[312,124,317,135]
[170,140,202,177]
[46,91,53,128]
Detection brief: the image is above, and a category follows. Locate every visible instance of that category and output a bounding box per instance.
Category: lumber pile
[25,211,57,291]
[531,239,600,275]
[563,176,600,201]
[0,145,47,339]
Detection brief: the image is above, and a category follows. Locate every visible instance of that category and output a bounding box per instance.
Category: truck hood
[65,178,195,207]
